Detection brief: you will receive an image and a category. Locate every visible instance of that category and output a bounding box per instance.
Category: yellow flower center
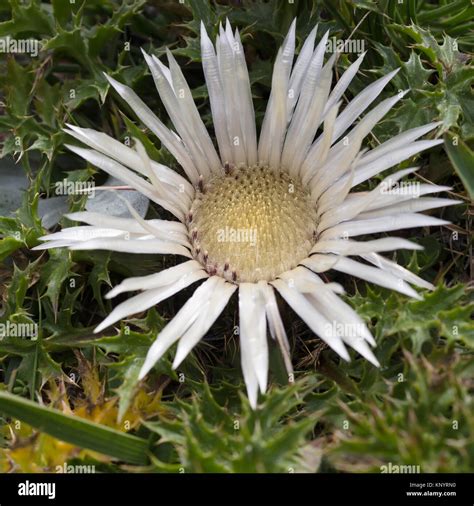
[188,165,317,283]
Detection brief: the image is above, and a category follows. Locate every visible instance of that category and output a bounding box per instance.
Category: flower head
[35,19,458,408]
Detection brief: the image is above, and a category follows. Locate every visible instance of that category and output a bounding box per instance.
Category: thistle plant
[0,0,471,476]
[35,19,458,408]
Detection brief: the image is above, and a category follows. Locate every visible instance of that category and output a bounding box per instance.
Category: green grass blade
[0,391,149,465]
[417,0,467,22]
[444,135,474,200]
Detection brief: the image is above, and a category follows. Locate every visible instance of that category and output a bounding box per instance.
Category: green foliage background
[0,0,472,473]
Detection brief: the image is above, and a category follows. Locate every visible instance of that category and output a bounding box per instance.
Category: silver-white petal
[239,283,269,397]
[272,271,351,361]
[361,252,434,290]
[329,256,422,299]
[106,260,205,299]
[95,269,208,333]
[172,278,237,368]
[138,276,222,379]
[258,281,293,376]
[104,74,200,183]
[64,124,193,198]
[65,145,186,220]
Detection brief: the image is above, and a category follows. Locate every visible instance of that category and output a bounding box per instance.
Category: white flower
[35,20,458,408]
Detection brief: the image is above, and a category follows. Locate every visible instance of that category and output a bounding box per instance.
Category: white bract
[35,20,458,408]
